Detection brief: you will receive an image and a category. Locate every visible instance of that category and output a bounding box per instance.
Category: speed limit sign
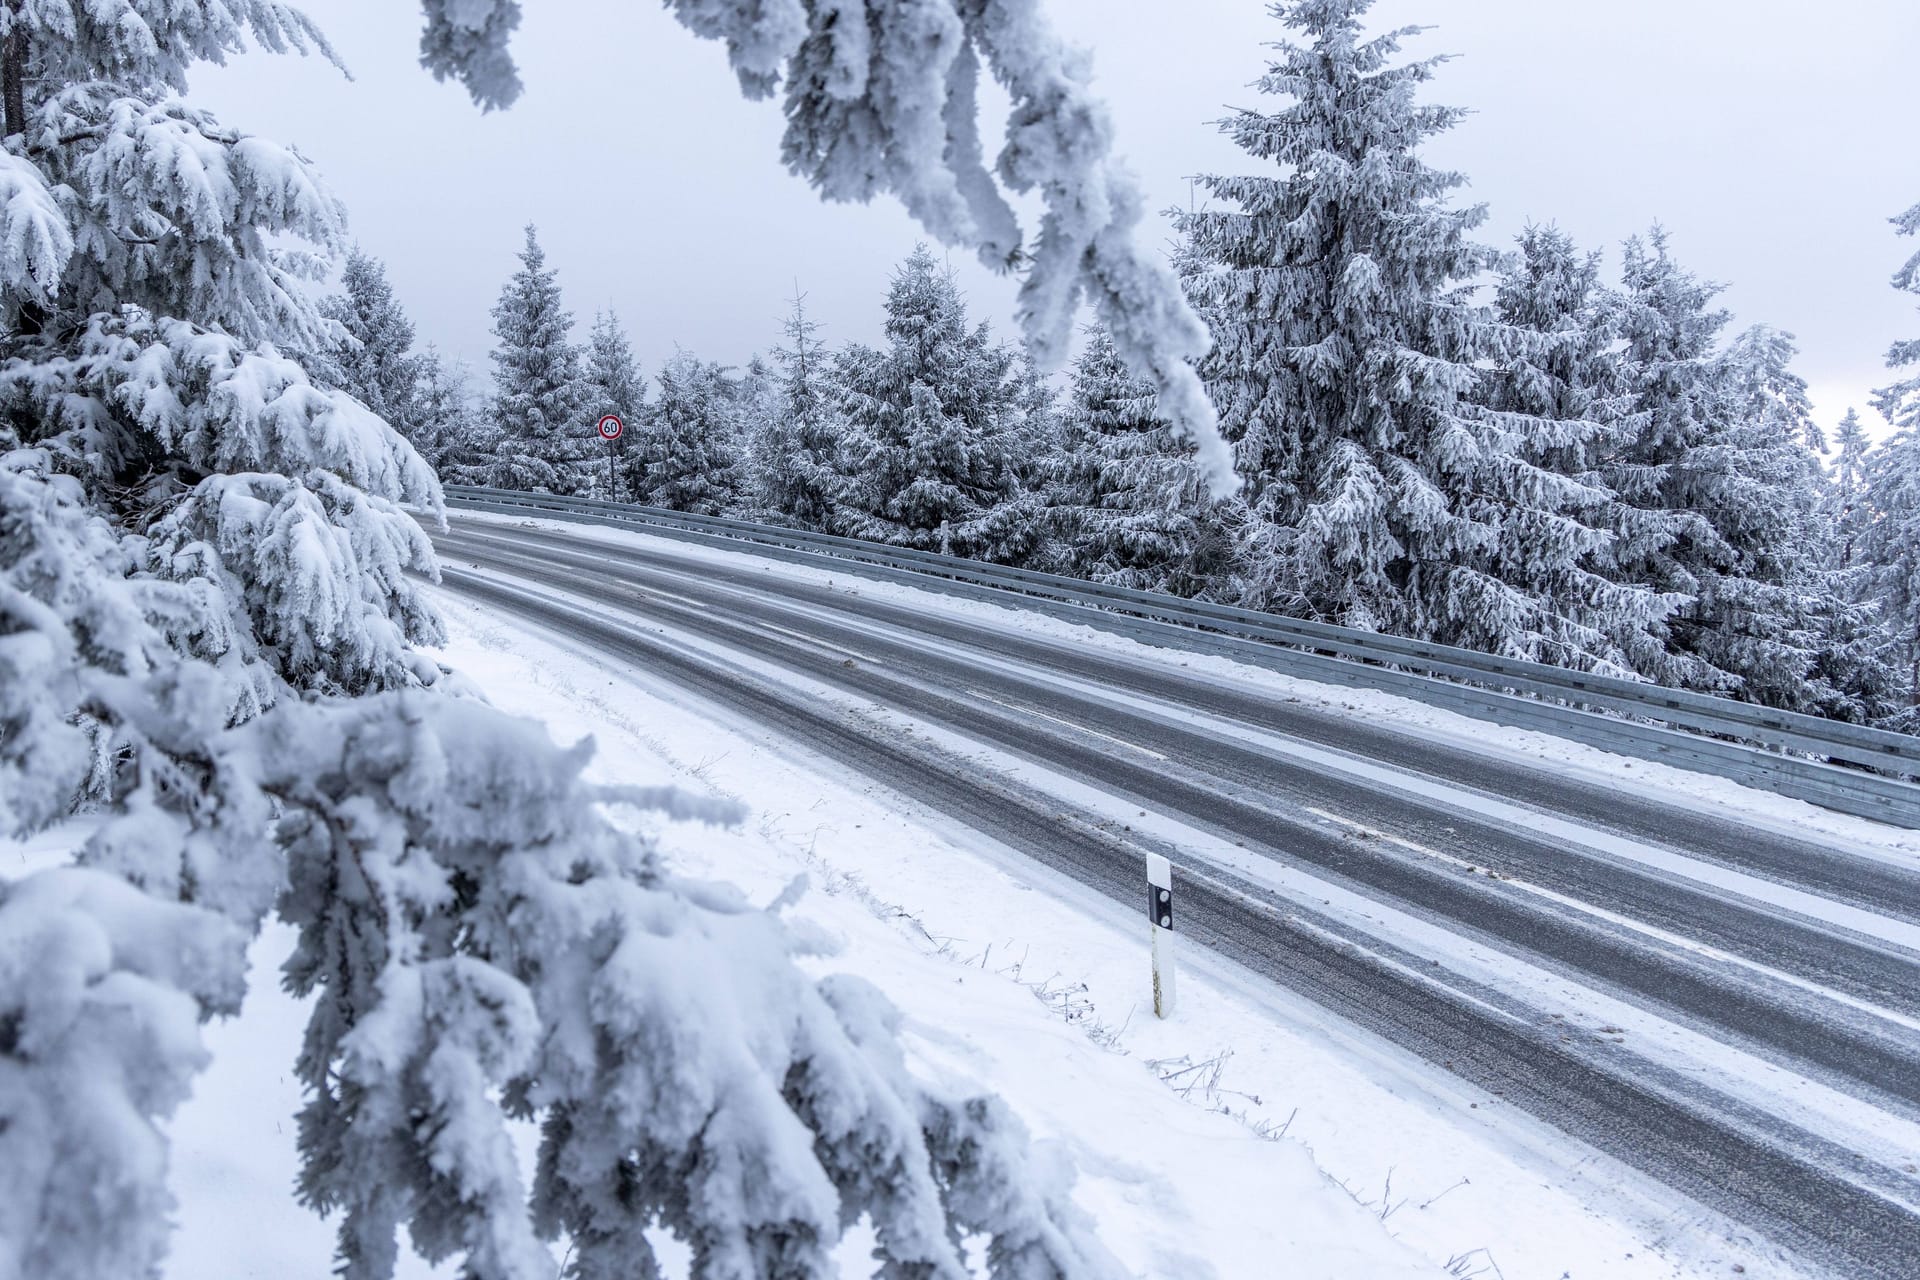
[596,413,624,441]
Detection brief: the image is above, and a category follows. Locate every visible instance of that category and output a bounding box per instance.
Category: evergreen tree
[1874,200,1920,432]
[413,344,485,481]
[630,349,740,513]
[1863,430,1920,717]
[1603,232,1870,709]
[1860,198,1920,717]
[1607,228,1731,577]
[748,291,843,528]
[1827,407,1871,570]
[1177,0,1654,668]
[831,245,1040,562]
[583,309,644,500]
[1051,326,1227,596]
[1700,325,1881,715]
[318,249,423,434]
[485,224,589,492]
[420,0,1241,501]
[1809,417,1886,719]
[1480,225,1682,675]
[1603,230,1743,692]
[0,11,445,1274]
[1007,347,1066,502]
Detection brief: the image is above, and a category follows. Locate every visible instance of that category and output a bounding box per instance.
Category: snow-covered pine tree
[318,249,425,435]
[1860,198,1920,717]
[3,11,1137,1280]
[832,245,1042,562]
[412,343,489,480]
[628,350,742,513]
[1700,325,1886,716]
[0,8,445,1274]
[1051,325,1227,596]
[1827,407,1872,570]
[414,0,1239,495]
[1807,407,1895,719]
[1602,227,1733,646]
[1874,200,1920,433]
[1008,344,1066,506]
[748,291,844,528]
[484,224,590,493]
[582,308,644,501]
[1177,0,1654,668]
[1603,232,1874,710]
[1480,225,1682,677]
[1862,428,1920,717]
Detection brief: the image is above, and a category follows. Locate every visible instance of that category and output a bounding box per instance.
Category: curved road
[429,512,1920,1280]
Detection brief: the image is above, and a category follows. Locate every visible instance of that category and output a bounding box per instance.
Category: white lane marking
[622,582,710,611]
[749,618,887,667]
[1302,805,1920,1034]
[965,687,1170,762]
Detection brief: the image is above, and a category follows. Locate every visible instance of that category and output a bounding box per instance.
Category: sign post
[596,413,624,502]
[1146,852,1176,1018]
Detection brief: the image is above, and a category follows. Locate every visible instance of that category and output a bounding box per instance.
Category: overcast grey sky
[196,0,1919,440]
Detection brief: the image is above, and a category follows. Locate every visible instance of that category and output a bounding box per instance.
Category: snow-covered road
[429,511,1920,1280]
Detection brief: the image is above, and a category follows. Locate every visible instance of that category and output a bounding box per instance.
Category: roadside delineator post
[1147,852,1176,1018]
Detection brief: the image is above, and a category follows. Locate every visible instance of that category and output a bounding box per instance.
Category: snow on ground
[452,510,1920,863]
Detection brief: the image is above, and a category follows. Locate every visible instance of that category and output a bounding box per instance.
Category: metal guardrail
[437,485,1920,828]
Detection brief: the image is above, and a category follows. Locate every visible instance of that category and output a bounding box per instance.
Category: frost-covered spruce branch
[1,6,1127,1278]
[261,694,1123,1280]
[415,0,1238,495]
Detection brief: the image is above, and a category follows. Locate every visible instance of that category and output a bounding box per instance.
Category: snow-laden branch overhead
[415,0,1240,496]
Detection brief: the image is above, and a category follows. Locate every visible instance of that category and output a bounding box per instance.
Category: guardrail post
[1147,852,1176,1018]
